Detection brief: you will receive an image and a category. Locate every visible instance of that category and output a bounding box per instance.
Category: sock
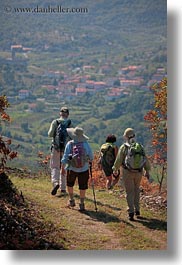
[80,198,84,204]
[69,193,74,201]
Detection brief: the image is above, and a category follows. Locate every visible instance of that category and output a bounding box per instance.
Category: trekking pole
[89,163,98,212]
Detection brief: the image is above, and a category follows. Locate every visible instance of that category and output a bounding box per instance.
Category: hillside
[0,0,167,170]
[0,0,167,51]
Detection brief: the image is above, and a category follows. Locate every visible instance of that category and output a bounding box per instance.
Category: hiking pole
[89,163,98,212]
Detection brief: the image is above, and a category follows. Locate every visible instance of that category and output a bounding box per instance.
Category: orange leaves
[88,152,106,188]
[144,110,160,123]
[154,89,167,117]
[0,95,17,171]
[152,139,158,146]
[0,95,10,122]
[144,78,167,166]
[1,112,10,121]
[151,78,167,118]
[37,152,50,175]
[0,136,18,171]
[0,95,9,109]
[9,151,18,160]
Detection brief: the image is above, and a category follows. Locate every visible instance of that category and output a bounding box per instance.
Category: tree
[35,101,45,112]
[144,78,167,191]
[0,95,17,172]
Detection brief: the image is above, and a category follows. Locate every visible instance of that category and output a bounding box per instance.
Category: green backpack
[123,142,146,171]
[100,143,115,166]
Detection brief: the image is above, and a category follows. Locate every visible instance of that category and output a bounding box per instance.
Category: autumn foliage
[0,95,17,172]
[144,78,167,163]
[144,78,167,190]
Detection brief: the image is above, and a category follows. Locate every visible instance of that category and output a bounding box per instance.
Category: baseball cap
[60,106,69,114]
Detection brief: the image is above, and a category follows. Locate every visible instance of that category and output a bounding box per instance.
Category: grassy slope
[9,174,167,250]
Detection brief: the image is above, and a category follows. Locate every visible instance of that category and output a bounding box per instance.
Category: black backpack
[53,119,71,151]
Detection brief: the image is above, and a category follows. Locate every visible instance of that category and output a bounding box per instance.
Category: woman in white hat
[61,127,93,211]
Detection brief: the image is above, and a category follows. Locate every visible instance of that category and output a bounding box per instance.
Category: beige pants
[122,169,142,214]
[50,148,66,190]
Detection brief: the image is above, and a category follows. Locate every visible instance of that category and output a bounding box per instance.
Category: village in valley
[5,44,166,110]
[0,0,167,168]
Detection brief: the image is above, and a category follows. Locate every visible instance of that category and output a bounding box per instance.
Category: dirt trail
[59,203,123,250]
[9,176,167,250]
[28,190,167,250]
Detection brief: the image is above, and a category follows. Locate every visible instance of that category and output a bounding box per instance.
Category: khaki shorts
[67,170,89,190]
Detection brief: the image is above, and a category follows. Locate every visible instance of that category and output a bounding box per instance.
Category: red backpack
[70,141,87,168]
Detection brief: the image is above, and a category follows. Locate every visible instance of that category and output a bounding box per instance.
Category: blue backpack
[53,119,71,151]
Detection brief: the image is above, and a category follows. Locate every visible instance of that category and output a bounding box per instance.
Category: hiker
[98,134,119,190]
[48,106,73,196]
[61,127,93,211]
[112,128,151,221]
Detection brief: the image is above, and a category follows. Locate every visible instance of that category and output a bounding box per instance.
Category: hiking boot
[135,211,140,217]
[128,213,134,221]
[79,203,85,212]
[51,184,60,195]
[68,199,76,207]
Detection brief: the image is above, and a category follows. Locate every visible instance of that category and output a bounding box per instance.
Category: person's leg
[78,170,89,211]
[60,151,66,192]
[67,186,74,199]
[134,173,142,215]
[50,148,61,195]
[122,170,135,220]
[106,176,112,189]
[60,164,67,192]
[102,162,112,189]
[67,170,76,206]
[80,189,86,207]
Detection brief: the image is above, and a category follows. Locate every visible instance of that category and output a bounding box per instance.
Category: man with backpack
[61,127,93,211]
[112,128,151,221]
[48,106,72,196]
[99,134,119,190]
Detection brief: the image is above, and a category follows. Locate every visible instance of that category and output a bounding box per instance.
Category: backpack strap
[109,144,116,159]
[67,119,71,127]
[53,119,60,139]
[122,143,129,169]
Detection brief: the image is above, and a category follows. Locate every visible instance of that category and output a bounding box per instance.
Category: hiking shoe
[128,213,134,221]
[67,199,76,207]
[135,211,140,217]
[79,203,85,212]
[61,190,67,194]
[51,184,60,195]
[108,185,113,190]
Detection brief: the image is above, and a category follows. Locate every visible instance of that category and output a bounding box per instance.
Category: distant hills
[0,0,167,52]
[0,0,167,170]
